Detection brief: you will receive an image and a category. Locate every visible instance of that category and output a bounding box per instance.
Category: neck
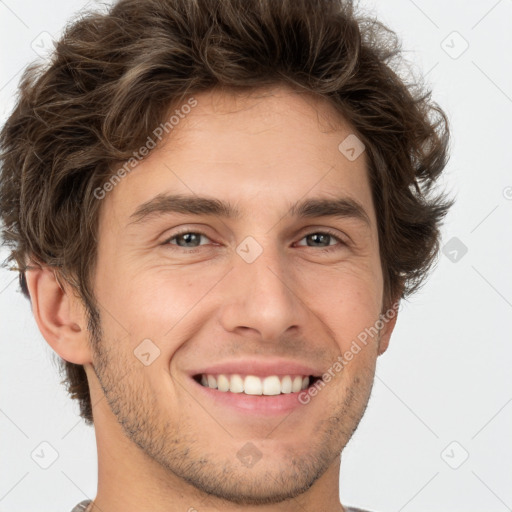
[89,425,346,512]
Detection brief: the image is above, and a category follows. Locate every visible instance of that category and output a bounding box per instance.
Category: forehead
[100,84,375,229]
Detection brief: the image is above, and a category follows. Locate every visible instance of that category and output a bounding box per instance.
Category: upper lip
[189,358,323,378]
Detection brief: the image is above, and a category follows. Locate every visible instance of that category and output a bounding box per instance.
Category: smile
[194,373,322,396]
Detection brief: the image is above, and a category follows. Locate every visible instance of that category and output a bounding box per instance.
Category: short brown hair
[0,0,453,425]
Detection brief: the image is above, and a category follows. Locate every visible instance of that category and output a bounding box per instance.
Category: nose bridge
[218,234,303,339]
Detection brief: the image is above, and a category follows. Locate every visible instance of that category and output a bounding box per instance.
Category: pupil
[310,233,329,247]
[180,233,199,247]
[177,233,330,248]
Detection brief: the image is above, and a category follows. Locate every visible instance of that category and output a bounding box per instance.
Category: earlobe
[377,300,400,356]
[24,265,92,365]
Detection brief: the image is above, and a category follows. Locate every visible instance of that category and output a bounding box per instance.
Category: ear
[24,265,92,365]
[377,299,400,356]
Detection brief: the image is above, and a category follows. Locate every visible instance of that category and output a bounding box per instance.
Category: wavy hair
[0,0,453,425]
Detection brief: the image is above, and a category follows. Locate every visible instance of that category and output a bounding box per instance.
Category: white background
[1,1,511,511]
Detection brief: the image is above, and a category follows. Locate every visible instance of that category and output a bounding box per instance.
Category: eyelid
[293,228,349,252]
[162,227,215,246]
[295,228,347,244]
[162,226,349,250]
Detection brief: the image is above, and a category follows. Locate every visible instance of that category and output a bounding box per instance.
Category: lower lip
[190,377,313,415]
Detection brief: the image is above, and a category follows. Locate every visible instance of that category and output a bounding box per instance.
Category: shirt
[71,502,92,512]
[71,500,377,512]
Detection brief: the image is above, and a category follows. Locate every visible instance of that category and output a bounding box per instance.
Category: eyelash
[162,228,347,253]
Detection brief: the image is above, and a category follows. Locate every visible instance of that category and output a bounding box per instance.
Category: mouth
[192,373,322,396]
[187,359,325,415]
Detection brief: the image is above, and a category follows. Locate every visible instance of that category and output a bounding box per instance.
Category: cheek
[106,266,219,340]
[99,249,383,354]
[302,266,383,352]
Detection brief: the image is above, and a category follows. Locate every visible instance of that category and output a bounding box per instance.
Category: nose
[217,238,305,342]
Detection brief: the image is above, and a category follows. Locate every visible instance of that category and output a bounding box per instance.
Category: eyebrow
[128,193,371,227]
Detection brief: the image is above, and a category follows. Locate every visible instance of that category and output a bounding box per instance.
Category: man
[0,0,453,510]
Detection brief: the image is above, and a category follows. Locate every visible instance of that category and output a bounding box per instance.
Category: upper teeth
[199,374,311,395]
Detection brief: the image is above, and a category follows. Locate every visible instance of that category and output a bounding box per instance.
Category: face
[85,85,394,505]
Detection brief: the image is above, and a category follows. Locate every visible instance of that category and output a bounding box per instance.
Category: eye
[163,230,212,249]
[162,229,347,252]
[295,230,346,251]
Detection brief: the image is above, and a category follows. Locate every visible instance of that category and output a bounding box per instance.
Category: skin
[26,84,399,512]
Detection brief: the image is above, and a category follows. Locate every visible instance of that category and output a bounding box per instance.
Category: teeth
[217,374,230,392]
[292,376,303,392]
[262,376,281,395]
[244,375,263,395]
[207,375,217,388]
[198,373,313,395]
[230,374,244,393]
[281,375,292,394]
